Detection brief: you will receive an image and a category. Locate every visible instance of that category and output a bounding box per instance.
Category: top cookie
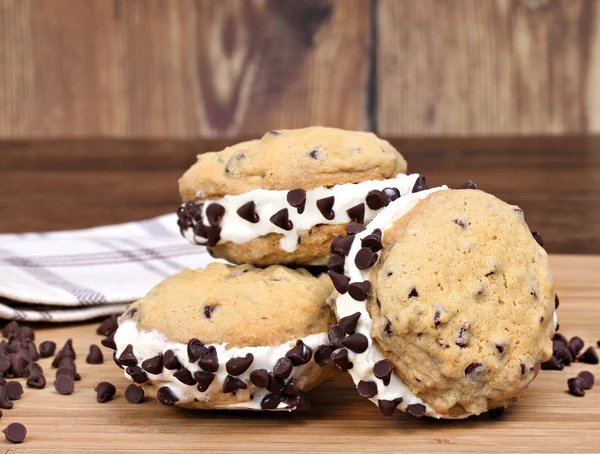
[179,127,407,200]
[128,263,335,348]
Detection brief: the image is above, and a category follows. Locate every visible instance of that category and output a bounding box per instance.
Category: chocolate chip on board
[568,337,584,354]
[54,375,75,395]
[39,341,57,358]
[125,383,145,404]
[100,333,117,351]
[567,377,586,397]
[95,381,116,403]
[5,381,23,400]
[577,347,599,364]
[577,371,595,389]
[541,356,564,371]
[26,371,46,389]
[0,387,13,409]
[2,422,27,444]
[86,344,104,364]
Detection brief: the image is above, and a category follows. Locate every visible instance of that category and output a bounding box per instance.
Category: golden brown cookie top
[127,263,335,348]
[179,127,407,200]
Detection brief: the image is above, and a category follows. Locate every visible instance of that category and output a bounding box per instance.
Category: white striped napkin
[0,215,220,322]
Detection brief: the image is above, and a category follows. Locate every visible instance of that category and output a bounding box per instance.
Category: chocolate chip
[5,381,23,400]
[187,338,208,363]
[412,175,428,192]
[100,333,117,351]
[273,357,293,379]
[327,271,350,294]
[346,203,365,224]
[157,386,178,405]
[578,371,595,389]
[330,235,354,256]
[357,380,378,398]
[95,316,118,337]
[316,196,335,220]
[56,365,75,379]
[459,180,478,190]
[26,371,46,389]
[567,343,577,361]
[407,403,426,417]
[0,387,13,409]
[373,360,392,385]
[117,344,137,367]
[85,344,104,365]
[172,368,196,386]
[341,333,368,353]
[495,343,507,354]
[366,190,386,210]
[346,223,366,235]
[287,189,307,214]
[382,187,401,202]
[531,231,544,247]
[309,149,322,160]
[541,356,564,370]
[314,345,333,366]
[54,375,74,395]
[0,356,9,374]
[261,393,281,410]
[286,340,313,366]
[141,354,163,375]
[223,375,247,393]
[281,394,301,409]
[555,294,560,309]
[18,326,34,341]
[203,305,217,319]
[361,234,383,252]
[355,247,378,270]
[95,381,116,403]
[465,363,483,377]
[577,347,599,364]
[555,346,572,366]
[236,201,259,223]
[270,208,293,230]
[206,203,225,227]
[347,280,371,301]
[2,422,26,443]
[453,219,466,229]
[327,254,345,273]
[339,312,361,335]
[331,349,352,371]
[1,321,19,338]
[568,337,584,354]
[328,325,345,349]
[456,325,470,348]
[194,371,215,392]
[384,319,392,336]
[487,407,505,418]
[378,398,402,416]
[568,377,586,397]
[250,369,269,388]
[554,333,568,344]
[198,346,219,372]
[38,340,56,358]
[205,225,222,247]
[266,373,285,394]
[163,350,181,370]
[226,353,254,376]
[125,383,145,404]
[408,287,418,298]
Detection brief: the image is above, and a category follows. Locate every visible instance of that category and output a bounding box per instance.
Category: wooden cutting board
[3,254,599,453]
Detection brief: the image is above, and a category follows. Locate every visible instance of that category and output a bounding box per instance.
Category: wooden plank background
[1,0,600,138]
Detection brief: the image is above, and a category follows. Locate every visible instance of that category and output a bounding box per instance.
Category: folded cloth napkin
[0,215,219,322]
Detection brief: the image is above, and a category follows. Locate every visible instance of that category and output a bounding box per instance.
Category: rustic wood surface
[1,136,599,254]
[0,0,370,138]
[0,254,595,453]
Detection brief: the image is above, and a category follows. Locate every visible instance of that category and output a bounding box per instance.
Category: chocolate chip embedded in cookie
[326,187,556,419]
[112,263,338,411]
[177,127,419,266]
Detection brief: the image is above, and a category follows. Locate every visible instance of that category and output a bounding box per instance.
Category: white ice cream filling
[114,319,329,411]
[181,174,420,252]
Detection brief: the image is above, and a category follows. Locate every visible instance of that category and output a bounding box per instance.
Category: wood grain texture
[0,0,370,138]
[377,0,600,136]
[1,137,599,254]
[0,254,596,453]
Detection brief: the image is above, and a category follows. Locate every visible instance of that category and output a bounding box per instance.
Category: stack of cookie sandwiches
[108,127,556,418]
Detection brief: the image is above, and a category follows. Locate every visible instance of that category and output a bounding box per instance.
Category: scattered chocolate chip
[465,363,483,377]
[567,377,586,397]
[453,219,466,229]
[54,375,74,395]
[141,354,163,375]
[373,360,392,386]
[531,231,544,247]
[378,398,402,416]
[287,189,307,214]
[339,312,361,335]
[554,333,568,344]
[361,234,383,252]
[86,344,104,364]
[125,383,145,404]
[194,371,216,392]
[266,373,285,394]
[203,305,217,319]
[270,208,293,231]
[1,321,19,338]
[355,247,378,270]
[95,381,116,403]
[163,350,181,370]
[541,356,564,371]
[407,403,426,417]
[236,201,259,223]
[206,203,225,227]
[314,345,333,367]
[2,422,26,443]
[555,347,572,366]
[0,387,13,409]
[18,326,34,341]
[341,333,368,353]
[408,287,418,298]
[567,343,577,360]
[5,381,23,400]
[459,180,478,190]
[327,254,345,273]
[261,393,281,410]
[346,203,365,224]
[286,340,313,366]
[412,175,428,193]
[172,368,196,386]
[577,347,599,364]
[487,407,505,418]
[157,386,178,405]
[328,325,345,349]
[366,190,386,210]
[100,333,117,351]
[357,380,378,398]
[187,338,208,363]
[316,196,335,220]
[569,337,584,354]
[198,346,219,372]
[348,280,371,301]
[327,271,350,294]
[56,365,75,379]
[250,369,270,388]
[330,235,354,256]
[226,353,254,376]
[26,371,46,389]
[382,187,401,202]
[0,356,10,374]
[117,345,137,367]
[331,349,352,371]
[223,375,247,393]
[346,223,366,235]
[273,357,293,379]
